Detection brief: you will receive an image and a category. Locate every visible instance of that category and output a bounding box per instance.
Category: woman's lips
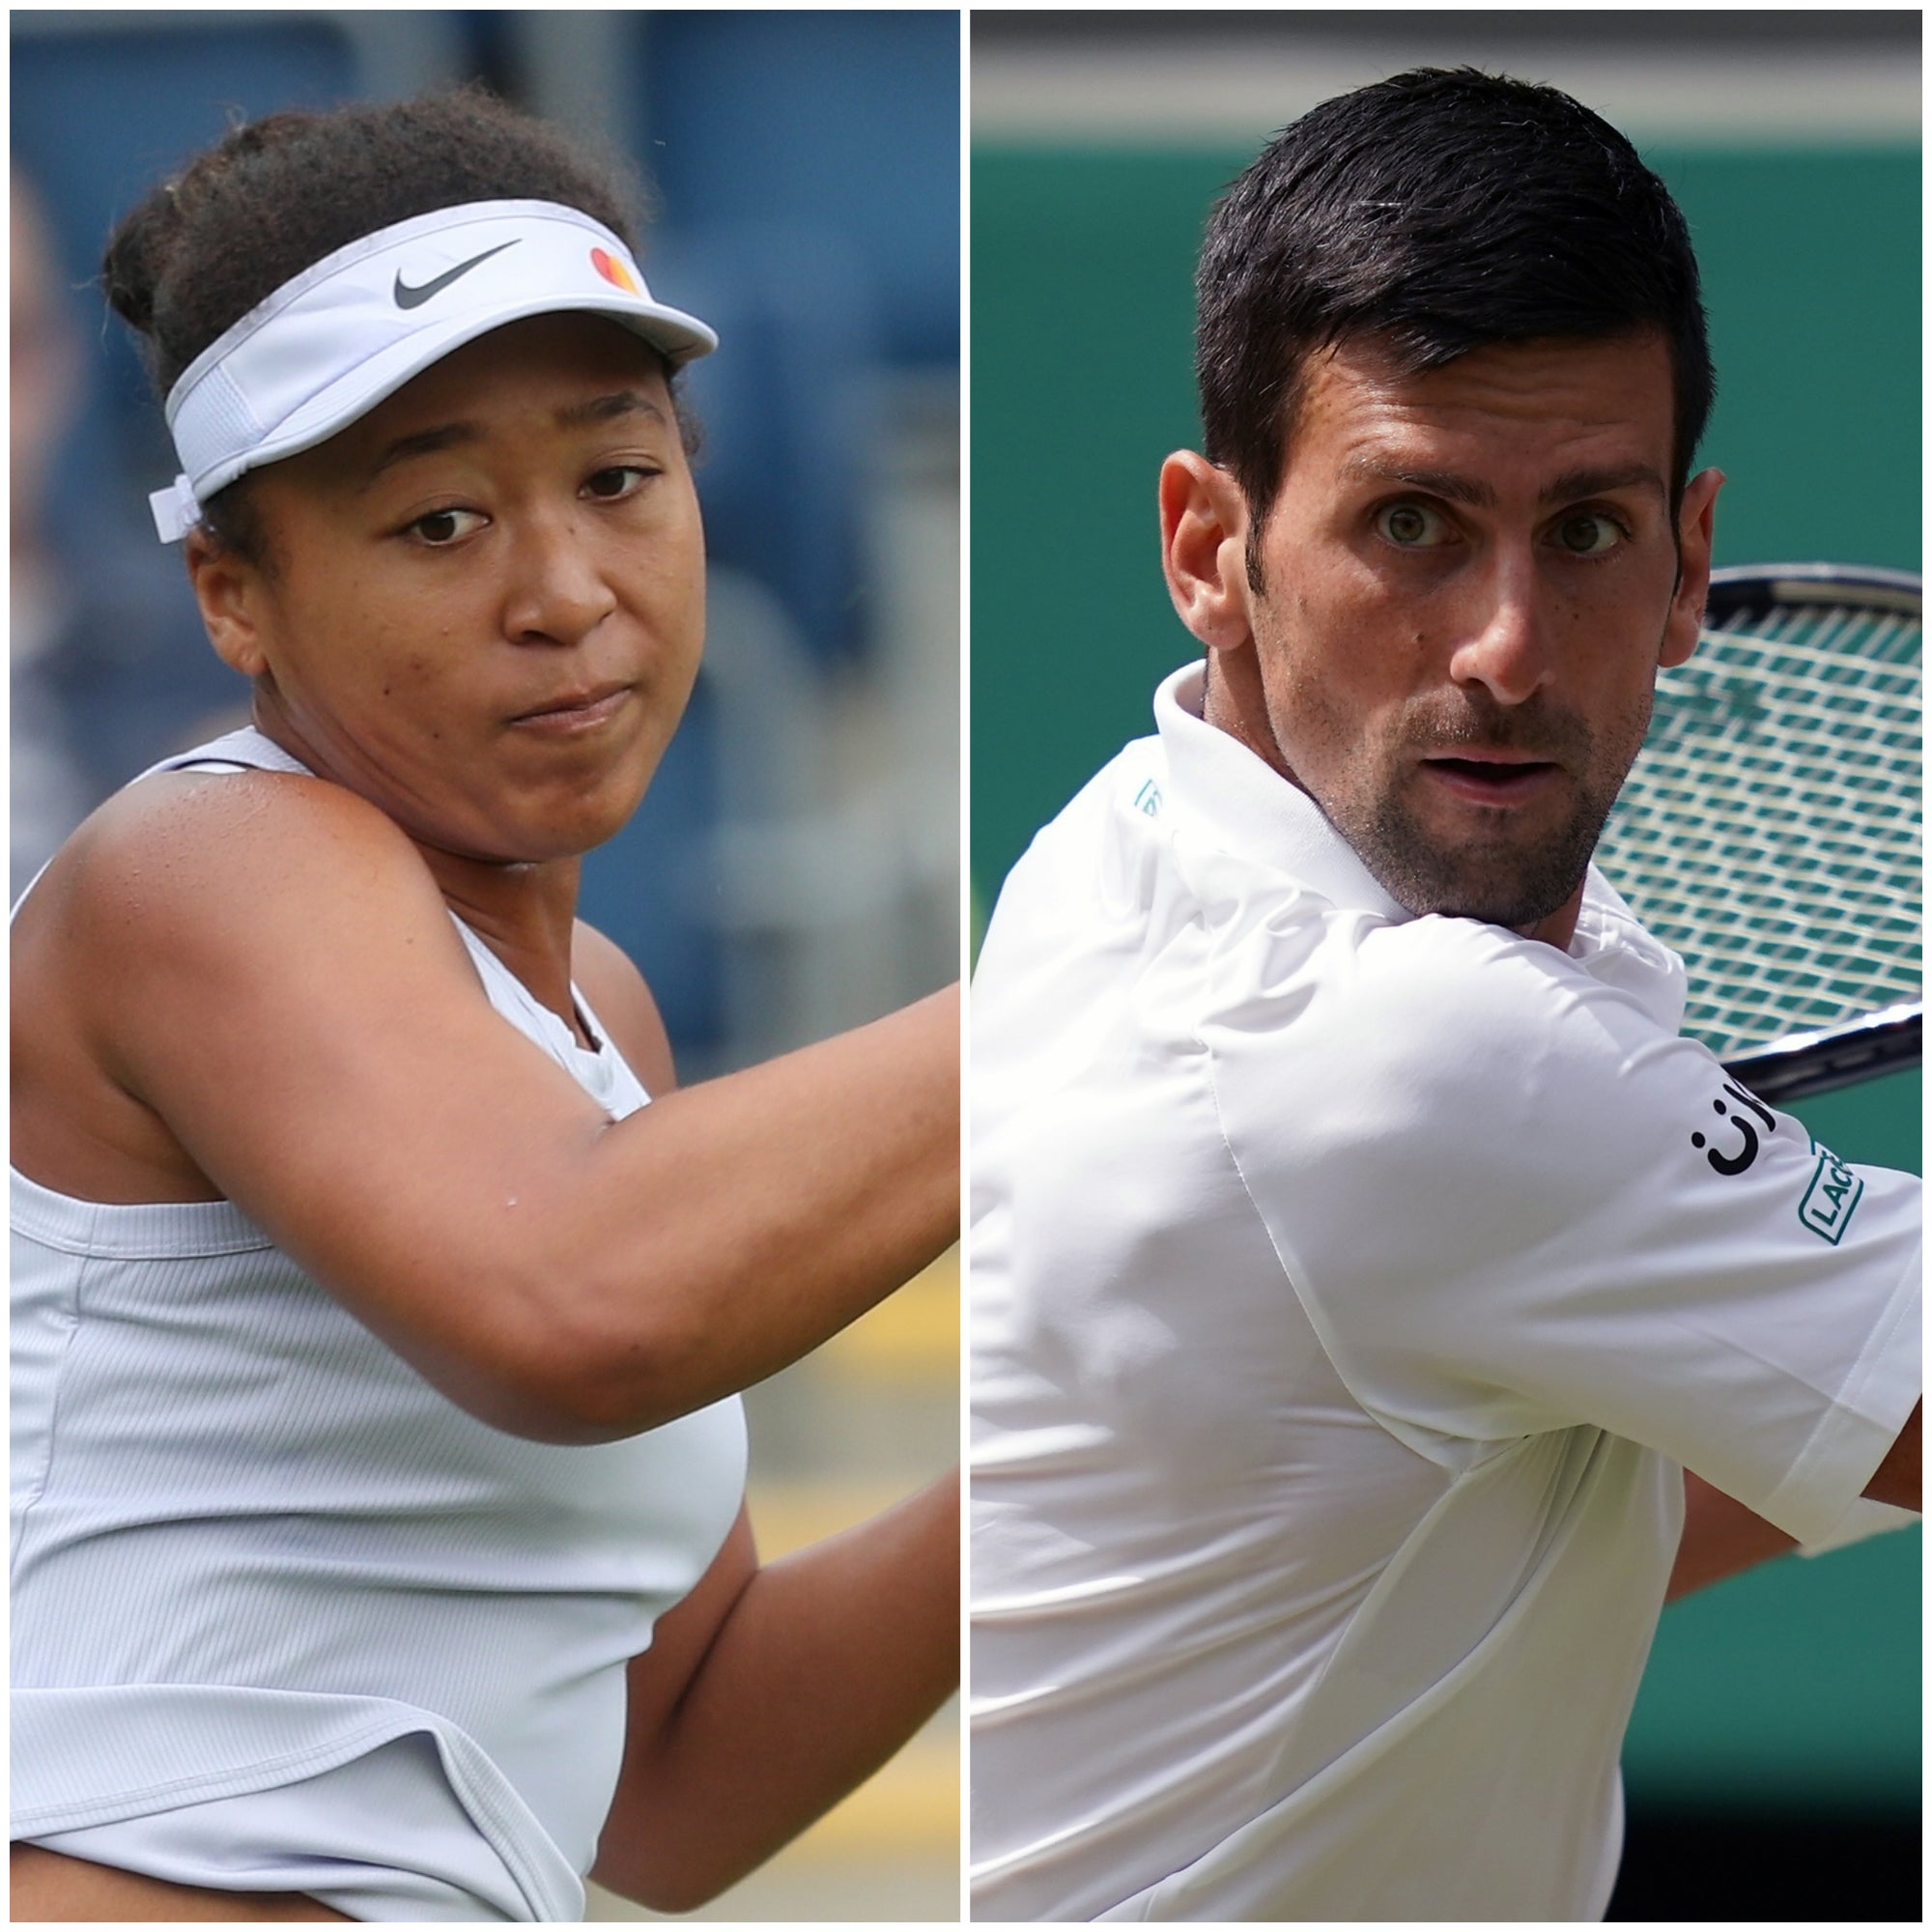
[508,685,633,734]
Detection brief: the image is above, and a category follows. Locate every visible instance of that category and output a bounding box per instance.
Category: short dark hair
[101,84,696,565]
[1196,68,1714,579]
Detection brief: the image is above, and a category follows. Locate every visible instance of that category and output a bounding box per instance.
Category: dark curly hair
[102,84,696,563]
[1196,68,1715,588]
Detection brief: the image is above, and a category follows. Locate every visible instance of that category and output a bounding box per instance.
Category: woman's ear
[185,526,271,680]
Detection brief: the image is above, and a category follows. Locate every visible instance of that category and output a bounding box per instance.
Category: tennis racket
[1594,563,1921,1104]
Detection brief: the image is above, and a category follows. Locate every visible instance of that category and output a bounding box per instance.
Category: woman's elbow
[410,1264,716,1445]
[593,1839,776,1918]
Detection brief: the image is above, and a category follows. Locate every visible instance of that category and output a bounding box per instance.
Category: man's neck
[1200,647,1299,789]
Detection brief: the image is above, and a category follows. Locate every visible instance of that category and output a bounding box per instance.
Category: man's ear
[185,527,271,680]
[1159,451,1256,656]
[1661,467,1724,669]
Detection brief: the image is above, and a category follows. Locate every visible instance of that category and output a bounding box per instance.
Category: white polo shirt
[968,663,1920,1923]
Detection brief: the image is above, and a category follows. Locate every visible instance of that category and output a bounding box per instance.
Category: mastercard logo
[590,246,640,295]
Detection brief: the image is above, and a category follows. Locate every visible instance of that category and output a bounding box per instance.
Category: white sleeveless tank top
[11,728,749,1920]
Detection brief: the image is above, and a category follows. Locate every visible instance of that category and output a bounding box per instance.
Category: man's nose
[1445,552,1554,705]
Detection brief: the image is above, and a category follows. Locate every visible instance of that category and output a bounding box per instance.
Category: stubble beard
[1311,692,1651,930]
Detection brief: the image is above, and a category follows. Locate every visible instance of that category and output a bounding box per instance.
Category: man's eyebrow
[1539,461,1667,505]
[1340,459,1495,508]
[1339,457,1668,508]
[554,390,667,431]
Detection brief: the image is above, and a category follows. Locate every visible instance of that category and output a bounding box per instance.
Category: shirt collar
[1153,660,1411,921]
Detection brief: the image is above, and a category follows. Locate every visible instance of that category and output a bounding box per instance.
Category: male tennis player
[968,70,1921,1922]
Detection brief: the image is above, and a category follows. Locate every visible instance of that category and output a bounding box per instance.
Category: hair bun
[100,176,187,338]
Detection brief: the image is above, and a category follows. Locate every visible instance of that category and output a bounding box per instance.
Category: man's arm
[1666,1472,1797,1601]
[1862,1397,1921,1509]
[1669,1400,1921,1601]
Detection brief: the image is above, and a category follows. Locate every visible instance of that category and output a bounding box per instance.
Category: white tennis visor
[149,198,718,543]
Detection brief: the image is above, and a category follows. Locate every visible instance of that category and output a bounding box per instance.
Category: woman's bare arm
[569,873,957,1908]
[14,772,959,1442]
[8,1846,352,1923]
[589,1474,959,1912]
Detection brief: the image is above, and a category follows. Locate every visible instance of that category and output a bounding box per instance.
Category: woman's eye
[583,466,653,501]
[410,507,484,546]
[1553,511,1624,555]
[1375,500,1452,548]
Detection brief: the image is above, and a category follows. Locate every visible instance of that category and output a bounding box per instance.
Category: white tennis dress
[12,727,749,1921]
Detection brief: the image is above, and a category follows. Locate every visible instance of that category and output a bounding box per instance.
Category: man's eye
[583,466,653,501]
[1553,512,1624,555]
[411,507,484,546]
[1375,501,1451,548]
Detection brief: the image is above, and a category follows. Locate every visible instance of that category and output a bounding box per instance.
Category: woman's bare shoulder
[75,764,431,896]
[11,768,472,1201]
[21,765,453,973]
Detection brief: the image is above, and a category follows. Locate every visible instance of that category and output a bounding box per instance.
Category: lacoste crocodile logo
[392,240,520,309]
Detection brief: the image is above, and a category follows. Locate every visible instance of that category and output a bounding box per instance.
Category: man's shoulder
[1200,907,1685,1146]
[1197,910,1723,1271]
[980,735,1169,933]
[1026,731,1170,855]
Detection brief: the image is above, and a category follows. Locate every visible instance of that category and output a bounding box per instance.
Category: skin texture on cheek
[1256,577,1661,930]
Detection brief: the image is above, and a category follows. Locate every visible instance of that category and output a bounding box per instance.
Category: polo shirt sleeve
[1205,913,1921,1548]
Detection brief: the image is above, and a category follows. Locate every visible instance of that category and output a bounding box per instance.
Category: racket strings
[1597,599,1922,1057]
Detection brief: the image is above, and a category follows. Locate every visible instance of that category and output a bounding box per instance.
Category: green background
[971,143,1920,1810]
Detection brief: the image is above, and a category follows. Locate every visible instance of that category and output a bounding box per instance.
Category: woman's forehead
[375,313,669,425]
[300,315,675,482]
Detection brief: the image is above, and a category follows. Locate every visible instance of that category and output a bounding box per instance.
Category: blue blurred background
[12,11,960,1919]
[970,11,1918,1923]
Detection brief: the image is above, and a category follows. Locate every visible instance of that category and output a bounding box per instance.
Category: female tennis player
[11,90,958,1923]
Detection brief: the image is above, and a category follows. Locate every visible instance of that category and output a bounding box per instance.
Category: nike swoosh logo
[392,240,520,309]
